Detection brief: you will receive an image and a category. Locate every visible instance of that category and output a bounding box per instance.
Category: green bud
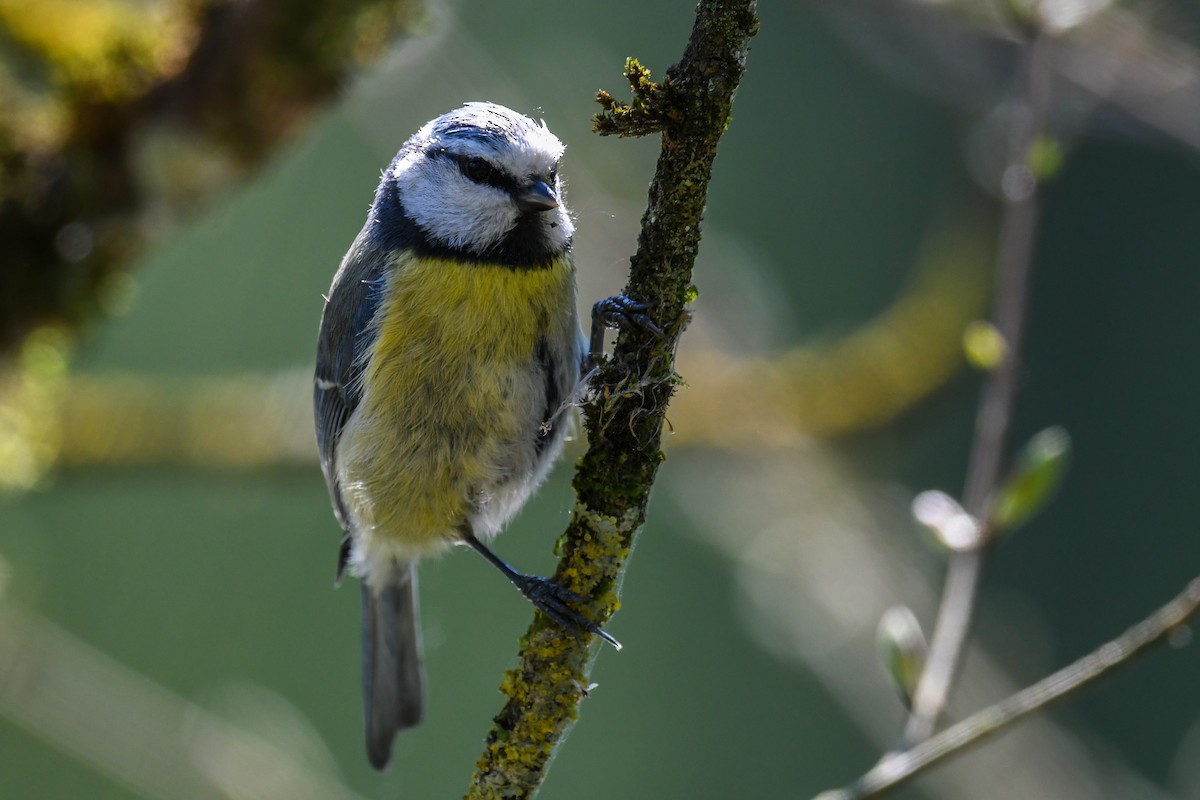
[1028,136,1065,180]
[963,320,1007,371]
[990,426,1072,532]
[912,489,984,551]
[877,605,927,707]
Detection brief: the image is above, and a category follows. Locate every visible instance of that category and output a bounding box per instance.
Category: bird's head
[382,102,574,265]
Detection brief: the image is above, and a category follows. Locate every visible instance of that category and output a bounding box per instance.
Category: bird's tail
[361,563,425,771]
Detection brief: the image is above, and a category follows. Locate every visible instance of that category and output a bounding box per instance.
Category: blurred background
[2,0,1200,798]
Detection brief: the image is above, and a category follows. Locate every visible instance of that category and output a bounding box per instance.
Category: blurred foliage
[0,0,420,358]
[0,326,70,490]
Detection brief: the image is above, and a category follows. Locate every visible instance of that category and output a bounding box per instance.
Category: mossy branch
[464,2,758,798]
[593,58,673,137]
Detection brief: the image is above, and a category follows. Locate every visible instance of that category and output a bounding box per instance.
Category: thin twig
[817,576,1200,799]
[902,31,1055,747]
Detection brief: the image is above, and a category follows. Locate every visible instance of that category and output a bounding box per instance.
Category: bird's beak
[515,179,558,212]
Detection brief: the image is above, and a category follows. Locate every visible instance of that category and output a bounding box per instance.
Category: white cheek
[545,206,574,251]
[399,167,517,253]
[456,191,520,251]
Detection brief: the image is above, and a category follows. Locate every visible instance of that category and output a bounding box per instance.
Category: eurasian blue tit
[314,102,633,771]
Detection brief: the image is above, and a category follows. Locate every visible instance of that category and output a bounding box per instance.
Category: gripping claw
[463,531,622,650]
[513,575,622,650]
[589,294,663,363]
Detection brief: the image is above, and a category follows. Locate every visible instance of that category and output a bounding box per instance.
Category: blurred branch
[0,0,418,358]
[820,0,1200,155]
[816,576,1200,800]
[0,605,366,800]
[463,2,758,798]
[902,24,1054,748]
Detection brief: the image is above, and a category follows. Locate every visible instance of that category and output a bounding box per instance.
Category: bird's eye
[462,157,499,185]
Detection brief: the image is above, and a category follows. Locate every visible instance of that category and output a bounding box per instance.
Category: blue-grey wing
[314,229,390,534]
[534,328,586,459]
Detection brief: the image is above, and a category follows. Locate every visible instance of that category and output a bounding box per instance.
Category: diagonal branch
[818,576,1200,800]
[464,2,759,798]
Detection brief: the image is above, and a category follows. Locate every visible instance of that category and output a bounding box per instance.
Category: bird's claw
[516,575,622,650]
[589,294,663,364]
[591,295,663,339]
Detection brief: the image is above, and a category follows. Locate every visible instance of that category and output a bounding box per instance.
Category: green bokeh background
[3,1,1200,798]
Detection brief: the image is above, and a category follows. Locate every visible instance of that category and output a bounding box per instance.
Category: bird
[313,102,642,771]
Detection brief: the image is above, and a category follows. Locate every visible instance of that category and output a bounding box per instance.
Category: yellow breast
[336,251,577,556]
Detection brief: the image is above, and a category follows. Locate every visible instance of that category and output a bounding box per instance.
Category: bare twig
[818,576,1200,800]
[902,30,1055,747]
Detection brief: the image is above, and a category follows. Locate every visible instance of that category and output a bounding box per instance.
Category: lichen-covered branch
[464,2,758,798]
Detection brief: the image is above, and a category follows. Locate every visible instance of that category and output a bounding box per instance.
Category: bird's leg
[589,295,663,366]
[462,531,621,649]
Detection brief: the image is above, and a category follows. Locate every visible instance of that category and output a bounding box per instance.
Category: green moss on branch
[465,2,758,798]
[593,58,674,137]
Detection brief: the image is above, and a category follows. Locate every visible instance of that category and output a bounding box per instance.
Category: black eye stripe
[427,146,559,197]
[461,156,500,185]
[440,150,517,192]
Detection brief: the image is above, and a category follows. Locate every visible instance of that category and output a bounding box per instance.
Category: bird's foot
[514,575,622,650]
[589,294,663,364]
